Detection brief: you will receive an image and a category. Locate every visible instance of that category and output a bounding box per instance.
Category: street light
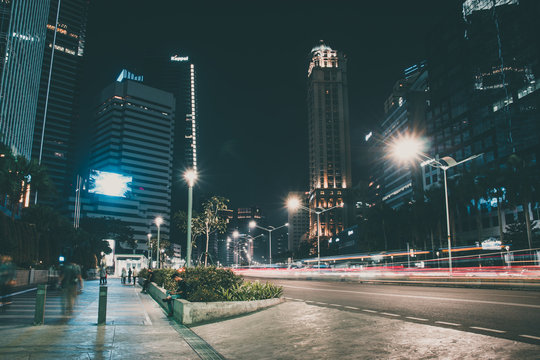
[249,221,288,265]
[147,233,152,268]
[184,169,198,268]
[391,136,482,274]
[287,197,343,270]
[155,216,163,269]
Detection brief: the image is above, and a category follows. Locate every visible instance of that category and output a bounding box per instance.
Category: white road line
[281,284,540,309]
[362,309,377,313]
[329,304,341,307]
[381,312,400,317]
[435,321,461,327]
[344,306,359,310]
[314,302,327,305]
[519,334,540,341]
[470,326,506,334]
[1,288,36,298]
[406,316,428,321]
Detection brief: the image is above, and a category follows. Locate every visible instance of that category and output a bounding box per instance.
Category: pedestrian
[132,267,137,286]
[121,267,126,284]
[99,265,107,285]
[59,261,83,315]
[0,256,16,310]
[127,267,132,284]
[141,269,153,293]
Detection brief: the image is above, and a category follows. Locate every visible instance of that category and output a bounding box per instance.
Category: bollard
[33,284,47,325]
[98,285,107,325]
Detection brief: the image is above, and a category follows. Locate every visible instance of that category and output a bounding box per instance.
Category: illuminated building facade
[81,71,175,249]
[426,0,540,244]
[306,41,352,239]
[287,191,309,251]
[32,0,88,206]
[0,0,50,158]
[378,64,428,209]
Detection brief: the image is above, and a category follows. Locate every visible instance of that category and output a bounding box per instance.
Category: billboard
[89,170,132,197]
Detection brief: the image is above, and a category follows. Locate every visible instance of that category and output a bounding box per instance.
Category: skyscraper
[81,70,175,248]
[32,0,89,206]
[287,191,309,251]
[0,0,50,158]
[306,41,352,239]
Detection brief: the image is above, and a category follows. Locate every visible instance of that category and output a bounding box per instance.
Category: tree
[78,217,134,264]
[504,154,539,249]
[199,196,229,266]
[174,209,205,261]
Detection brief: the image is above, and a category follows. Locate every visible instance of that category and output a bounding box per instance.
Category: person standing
[99,265,107,285]
[127,267,132,284]
[0,256,16,308]
[121,267,126,284]
[132,267,137,286]
[141,269,153,293]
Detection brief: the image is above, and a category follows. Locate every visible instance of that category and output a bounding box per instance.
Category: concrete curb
[144,282,284,325]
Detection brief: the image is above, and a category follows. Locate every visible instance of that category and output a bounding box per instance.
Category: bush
[143,266,284,302]
[138,268,149,280]
[218,281,283,301]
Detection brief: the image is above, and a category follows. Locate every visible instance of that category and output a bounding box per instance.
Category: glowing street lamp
[390,135,482,274]
[183,169,198,268]
[287,197,343,270]
[155,216,163,269]
[249,221,288,265]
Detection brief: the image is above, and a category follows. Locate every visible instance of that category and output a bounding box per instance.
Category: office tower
[144,53,198,171]
[426,0,540,244]
[287,191,309,252]
[82,70,175,249]
[32,0,89,206]
[0,0,50,158]
[378,63,428,209]
[306,41,352,239]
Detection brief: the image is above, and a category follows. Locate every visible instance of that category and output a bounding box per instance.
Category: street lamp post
[391,135,482,274]
[249,221,288,265]
[184,169,198,268]
[155,216,163,269]
[287,197,343,270]
[147,233,152,268]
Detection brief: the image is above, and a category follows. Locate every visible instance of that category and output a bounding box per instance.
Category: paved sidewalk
[0,279,222,359]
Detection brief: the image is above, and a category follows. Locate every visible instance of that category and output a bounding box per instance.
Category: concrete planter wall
[146,282,283,325]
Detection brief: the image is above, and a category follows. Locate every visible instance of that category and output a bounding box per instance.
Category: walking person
[127,267,132,284]
[121,267,126,284]
[59,261,83,315]
[0,256,16,310]
[132,267,137,286]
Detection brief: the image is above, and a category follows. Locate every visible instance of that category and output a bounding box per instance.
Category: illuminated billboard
[89,170,132,197]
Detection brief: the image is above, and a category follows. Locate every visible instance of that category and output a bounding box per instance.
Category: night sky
[81,1,462,224]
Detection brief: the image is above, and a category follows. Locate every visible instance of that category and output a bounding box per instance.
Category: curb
[144,282,284,325]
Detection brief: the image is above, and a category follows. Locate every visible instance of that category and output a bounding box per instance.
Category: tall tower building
[32,0,89,206]
[287,191,309,252]
[306,41,352,239]
[0,0,50,158]
[81,70,175,248]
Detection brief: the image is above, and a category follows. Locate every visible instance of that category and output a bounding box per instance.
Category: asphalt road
[248,277,540,345]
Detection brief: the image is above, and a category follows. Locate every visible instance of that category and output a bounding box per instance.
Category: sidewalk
[0,279,223,359]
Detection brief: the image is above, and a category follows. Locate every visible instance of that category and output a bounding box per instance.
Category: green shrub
[180,266,243,302]
[151,268,177,288]
[138,268,148,280]
[219,281,283,301]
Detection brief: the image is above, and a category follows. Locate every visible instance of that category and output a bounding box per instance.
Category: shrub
[219,281,283,301]
[151,268,177,288]
[138,268,148,280]
[179,266,243,302]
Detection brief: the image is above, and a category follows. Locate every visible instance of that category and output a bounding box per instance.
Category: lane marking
[281,284,540,309]
[314,301,327,305]
[1,288,37,299]
[344,306,359,310]
[435,321,460,326]
[519,334,540,341]
[381,312,400,317]
[362,309,377,313]
[406,316,428,321]
[470,326,505,334]
[329,304,341,307]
